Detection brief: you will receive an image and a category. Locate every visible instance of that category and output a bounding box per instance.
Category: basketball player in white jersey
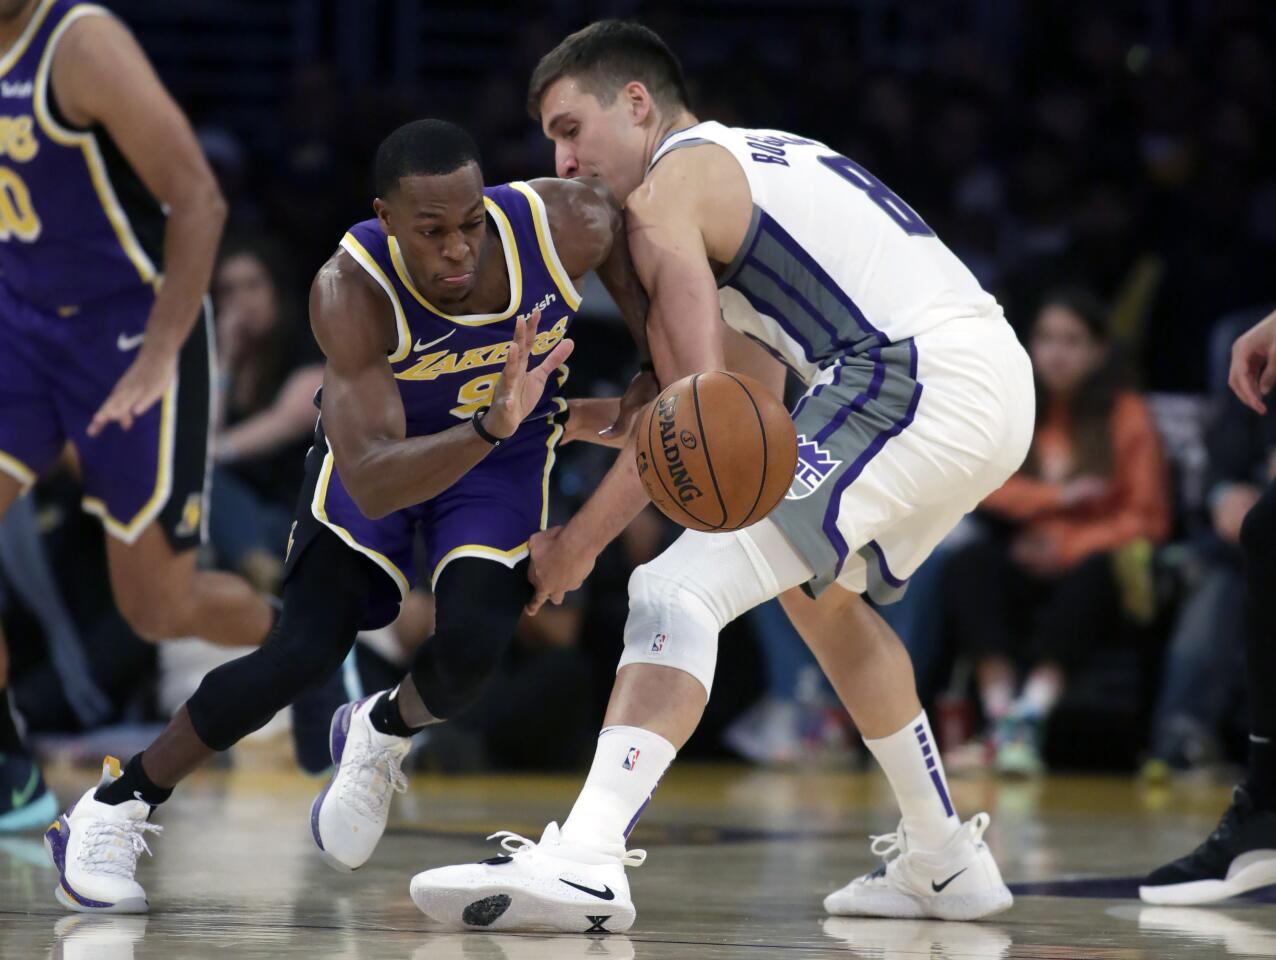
[410,21,1034,933]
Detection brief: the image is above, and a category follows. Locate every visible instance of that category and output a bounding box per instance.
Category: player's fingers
[1259,347,1276,396]
[1235,365,1266,414]
[526,591,547,616]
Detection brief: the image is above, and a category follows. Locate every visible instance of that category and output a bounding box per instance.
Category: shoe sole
[410,877,635,933]
[310,699,365,874]
[826,886,1014,921]
[0,790,58,833]
[1140,858,1276,905]
[44,823,148,914]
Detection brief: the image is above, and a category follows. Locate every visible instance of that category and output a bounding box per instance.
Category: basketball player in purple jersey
[45,119,645,913]
[0,0,275,832]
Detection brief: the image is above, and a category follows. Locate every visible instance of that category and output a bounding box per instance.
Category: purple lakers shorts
[0,280,212,548]
[286,410,566,629]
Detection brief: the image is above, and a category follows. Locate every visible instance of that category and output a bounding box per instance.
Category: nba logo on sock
[623,747,641,770]
[650,633,667,654]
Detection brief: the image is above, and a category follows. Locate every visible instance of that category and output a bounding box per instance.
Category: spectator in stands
[1148,313,1276,777]
[211,240,324,594]
[944,288,1171,774]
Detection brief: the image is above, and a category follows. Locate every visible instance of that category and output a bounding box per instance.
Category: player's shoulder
[631,139,744,221]
[523,177,621,275]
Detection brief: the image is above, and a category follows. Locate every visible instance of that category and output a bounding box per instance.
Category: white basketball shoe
[310,695,410,871]
[410,822,646,933]
[824,813,1013,921]
[44,758,161,914]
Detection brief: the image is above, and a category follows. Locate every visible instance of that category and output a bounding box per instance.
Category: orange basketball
[635,372,798,532]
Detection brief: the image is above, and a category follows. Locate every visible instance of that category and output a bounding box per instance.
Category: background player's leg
[105,523,273,647]
[1141,482,1276,904]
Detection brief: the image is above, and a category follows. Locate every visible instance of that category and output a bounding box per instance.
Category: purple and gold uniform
[287,181,581,628]
[0,0,211,547]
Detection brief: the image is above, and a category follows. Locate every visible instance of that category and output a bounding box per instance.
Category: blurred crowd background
[6,0,1276,783]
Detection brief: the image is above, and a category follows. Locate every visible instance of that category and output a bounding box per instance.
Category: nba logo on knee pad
[788,435,842,500]
[650,633,667,654]
[623,747,641,770]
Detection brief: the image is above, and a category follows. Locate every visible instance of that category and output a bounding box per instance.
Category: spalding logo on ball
[636,372,798,532]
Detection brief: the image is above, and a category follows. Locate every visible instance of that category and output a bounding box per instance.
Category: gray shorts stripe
[770,339,921,599]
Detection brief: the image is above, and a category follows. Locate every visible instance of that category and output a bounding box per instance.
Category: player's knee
[409,601,517,719]
[1241,494,1276,563]
[621,560,722,696]
[117,590,192,644]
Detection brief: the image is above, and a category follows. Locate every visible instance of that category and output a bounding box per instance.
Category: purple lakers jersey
[339,181,581,438]
[0,0,164,311]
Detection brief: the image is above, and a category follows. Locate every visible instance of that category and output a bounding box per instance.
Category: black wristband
[471,407,505,446]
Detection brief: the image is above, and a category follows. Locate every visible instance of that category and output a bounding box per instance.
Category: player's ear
[624,81,653,126]
[372,197,393,235]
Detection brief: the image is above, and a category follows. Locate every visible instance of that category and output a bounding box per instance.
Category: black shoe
[1140,786,1276,904]
[0,751,58,832]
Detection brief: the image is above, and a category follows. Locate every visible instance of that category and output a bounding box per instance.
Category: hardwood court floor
[4,760,1275,959]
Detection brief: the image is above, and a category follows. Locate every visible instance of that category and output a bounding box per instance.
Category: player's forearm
[596,222,651,362]
[561,433,650,555]
[144,177,227,356]
[564,398,625,447]
[339,422,495,519]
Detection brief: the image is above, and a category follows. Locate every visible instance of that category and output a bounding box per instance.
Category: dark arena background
[3,1,1276,957]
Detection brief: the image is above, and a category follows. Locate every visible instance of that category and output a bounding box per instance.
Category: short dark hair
[373,119,481,198]
[527,20,689,120]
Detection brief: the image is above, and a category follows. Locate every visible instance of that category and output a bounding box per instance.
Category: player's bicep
[626,190,724,383]
[52,15,216,208]
[309,260,405,473]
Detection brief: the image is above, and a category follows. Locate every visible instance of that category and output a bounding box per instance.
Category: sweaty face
[1030,304,1107,395]
[540,76,650,201]
[376,163,487,305]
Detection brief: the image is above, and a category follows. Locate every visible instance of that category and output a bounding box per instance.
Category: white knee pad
[619,524,809,696]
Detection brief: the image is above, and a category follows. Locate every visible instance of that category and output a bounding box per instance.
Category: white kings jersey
[646,121,1001,384]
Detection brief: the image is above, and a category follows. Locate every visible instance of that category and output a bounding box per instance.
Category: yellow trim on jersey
[387,196,522,327]
[508,181,583,311]
[429,541,530,592]
[539,395,568,528]
[81,375,176,545]
[0,448,37,491]
[0,0,55,80]
[32,4,160,291]
[428,396,568,589]
[311,450,411,601]
[339,232,411,363]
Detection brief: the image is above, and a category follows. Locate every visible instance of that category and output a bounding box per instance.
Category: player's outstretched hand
[1229,309,1276,415]
[484,309,575,438]
[88,347,177,436]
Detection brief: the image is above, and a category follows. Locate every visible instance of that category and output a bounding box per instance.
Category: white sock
[864,711,962,852]
[1014,672,1062,718]
[981,680,1014,721]
[560,725,676,854]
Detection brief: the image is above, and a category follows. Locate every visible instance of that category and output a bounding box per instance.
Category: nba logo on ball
[623,747,641,770]
[788,436,842,500]
[650,632,667,653]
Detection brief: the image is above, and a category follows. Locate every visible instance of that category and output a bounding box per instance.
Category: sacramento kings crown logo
[787,435,842,500]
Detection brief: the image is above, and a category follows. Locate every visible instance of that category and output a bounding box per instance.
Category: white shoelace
[78,819,162,879]
[869,821,907,861]
[339,744,408,819]
[487,830,648,867]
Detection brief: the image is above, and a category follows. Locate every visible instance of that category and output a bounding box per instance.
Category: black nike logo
[931,868,967,892]
[560,878,616,901]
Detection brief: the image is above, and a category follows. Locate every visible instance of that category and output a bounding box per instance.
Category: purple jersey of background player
[0,0,164,313]
[338,181,578,439]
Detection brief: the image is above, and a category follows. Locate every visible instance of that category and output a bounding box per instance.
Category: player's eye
[420,229,438,238]
[565,126,579,140]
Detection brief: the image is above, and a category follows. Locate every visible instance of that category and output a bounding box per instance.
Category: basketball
[635,372,798,532]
